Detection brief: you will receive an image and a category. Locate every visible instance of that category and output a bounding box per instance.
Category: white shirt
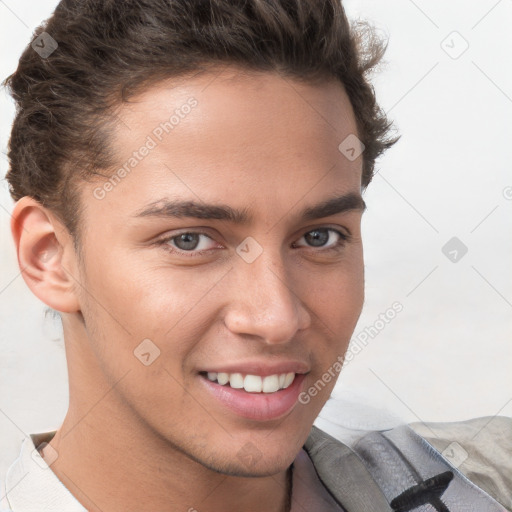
[4,432,86,512]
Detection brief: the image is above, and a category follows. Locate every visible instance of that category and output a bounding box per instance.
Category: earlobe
[10,197,81,313]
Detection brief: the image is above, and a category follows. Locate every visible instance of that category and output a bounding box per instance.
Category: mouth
[198,368,307,421]
[201,371,296,393]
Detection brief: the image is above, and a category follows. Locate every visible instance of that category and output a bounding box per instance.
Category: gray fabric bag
[305,424,507,511]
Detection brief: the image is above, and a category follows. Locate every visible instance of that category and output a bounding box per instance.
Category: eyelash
[155,228,350,258]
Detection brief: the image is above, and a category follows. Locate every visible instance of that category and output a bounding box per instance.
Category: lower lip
[200,373,307,421]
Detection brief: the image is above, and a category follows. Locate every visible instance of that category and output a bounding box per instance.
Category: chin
[201,430,306,478]
[202,449,297,478]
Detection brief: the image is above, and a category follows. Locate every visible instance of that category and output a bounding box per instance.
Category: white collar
[4,432,86,512]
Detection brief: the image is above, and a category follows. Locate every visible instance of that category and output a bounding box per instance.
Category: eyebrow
[133,192,366,224]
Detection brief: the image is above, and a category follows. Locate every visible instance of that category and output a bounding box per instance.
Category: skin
[11,66,366,512]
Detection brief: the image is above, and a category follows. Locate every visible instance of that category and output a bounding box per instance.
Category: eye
[159,231,219,256]
[293,228,348,251]
[156,227,349,258]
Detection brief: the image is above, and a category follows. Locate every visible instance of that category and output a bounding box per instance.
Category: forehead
[114,65,359,158]
[87,66,363,222]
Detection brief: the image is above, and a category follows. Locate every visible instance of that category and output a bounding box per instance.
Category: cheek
[74,253,208,419]
[80,246,199,327]
[300,253,364,377]
[302,252,364,327]
[76,248,227,374]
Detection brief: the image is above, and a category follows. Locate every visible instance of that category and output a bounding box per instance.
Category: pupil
[305,229,328,247]
[176,233,199,250]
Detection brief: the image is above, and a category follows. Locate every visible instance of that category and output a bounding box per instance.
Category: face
[72,67,365,477]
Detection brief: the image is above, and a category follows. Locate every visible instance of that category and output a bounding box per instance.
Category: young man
[2,1,510,511]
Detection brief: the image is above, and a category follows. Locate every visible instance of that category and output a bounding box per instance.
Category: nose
[223,251,311,344]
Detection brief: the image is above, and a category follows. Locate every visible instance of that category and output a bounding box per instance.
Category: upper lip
[200,360,310,377]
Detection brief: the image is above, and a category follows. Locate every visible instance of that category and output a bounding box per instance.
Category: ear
[10,196,81,313]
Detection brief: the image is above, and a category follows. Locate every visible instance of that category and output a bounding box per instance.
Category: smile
[199,368,307,421]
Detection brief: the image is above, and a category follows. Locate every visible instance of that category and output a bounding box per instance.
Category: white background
[1,0,511,489]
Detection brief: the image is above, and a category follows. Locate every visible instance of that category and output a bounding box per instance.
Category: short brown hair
[3,0,398,240]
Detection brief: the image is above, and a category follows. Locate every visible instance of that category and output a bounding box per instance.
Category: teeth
[262,375,279,393]
[229,373,244,389]
[244,374,262,393]
[205,371,296,393]
[217,372,229,385]
[283,372,295,388]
